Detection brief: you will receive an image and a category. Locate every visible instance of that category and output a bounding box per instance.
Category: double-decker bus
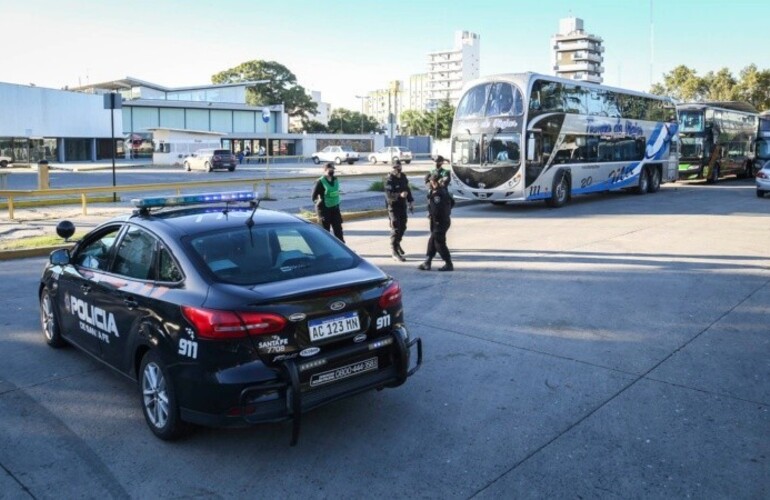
[448,72,679,207]
[677,101,757,183]
[755,110,770,170]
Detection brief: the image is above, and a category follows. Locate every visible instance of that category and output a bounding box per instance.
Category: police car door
[99,225,160,370]
[57,225,123,357]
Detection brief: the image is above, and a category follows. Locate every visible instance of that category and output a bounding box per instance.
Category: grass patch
[368,180,385,191]
[0,233,82,251]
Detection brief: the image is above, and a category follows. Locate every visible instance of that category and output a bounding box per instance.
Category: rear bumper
[179,328,422,429]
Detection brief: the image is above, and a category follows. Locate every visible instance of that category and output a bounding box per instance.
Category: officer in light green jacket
[311,163,345,242]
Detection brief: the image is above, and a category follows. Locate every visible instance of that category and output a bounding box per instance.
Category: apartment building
[426,31,480,109]
[551,17,605,84]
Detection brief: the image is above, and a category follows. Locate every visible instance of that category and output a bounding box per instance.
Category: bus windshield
[487,134,521,165]
[679,111,704,133]
[680,136,704,159]
[456,84,489,119]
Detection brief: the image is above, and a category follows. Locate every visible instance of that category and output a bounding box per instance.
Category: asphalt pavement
[0,178,768,498]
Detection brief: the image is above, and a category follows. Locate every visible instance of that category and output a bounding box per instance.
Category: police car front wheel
[140,350,189,440]
[40,288,66,348]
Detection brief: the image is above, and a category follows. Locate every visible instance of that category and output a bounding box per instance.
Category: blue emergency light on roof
[132,191,257,209]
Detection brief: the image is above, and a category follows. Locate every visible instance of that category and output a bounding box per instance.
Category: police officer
[425,155,451,188]
[385,159,414,261]
[418,173,454,272]
[311,163,344,242]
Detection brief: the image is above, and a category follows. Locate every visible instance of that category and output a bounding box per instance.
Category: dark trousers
[318,205,344,242]
[388,204,408,250]
[426,219,451,263]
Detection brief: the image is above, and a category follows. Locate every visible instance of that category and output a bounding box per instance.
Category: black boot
[396,244,406,256]
[391,246,406,262]
[417,259,431,271]
[438,261,453,272]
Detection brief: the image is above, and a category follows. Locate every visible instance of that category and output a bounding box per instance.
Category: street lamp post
[355,95,369,133]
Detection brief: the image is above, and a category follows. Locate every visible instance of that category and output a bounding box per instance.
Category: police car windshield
[189,222,358,285]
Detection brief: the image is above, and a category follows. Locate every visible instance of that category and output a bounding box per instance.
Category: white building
[404,73,429,112]
[365,81,404,132]
[289,90,330,131]
[551,17,605,84]
[426,31,480,108]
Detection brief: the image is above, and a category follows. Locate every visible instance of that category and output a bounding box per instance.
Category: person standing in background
[311,163,345,242]
[384,160,414,261]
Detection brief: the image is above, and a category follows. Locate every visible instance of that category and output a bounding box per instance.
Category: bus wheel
[546,171,569,208]
[707,164,720,184]
[636,167,650,194]
[648,166,661,193]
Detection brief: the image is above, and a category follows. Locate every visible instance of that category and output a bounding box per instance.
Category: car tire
[205,161,213,172]
[140,350,189,441]
[347,160,355,165]
[228,166,235,172]
[334,157,342,165]
[369,156,376,164]
[405,160,411,164]
[0,160,7,168]
[635,166,650,194]
[648,166,661,193]
[184,162,191,172]
[40,288,66,348]
[758,189,766,198]
[546,170,569,208]
[312,157,320,165]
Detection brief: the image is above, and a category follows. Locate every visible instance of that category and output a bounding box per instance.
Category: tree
[703,68,738,101]
[399,100,455,138]
[327,108,379,134]
[734,64,770,110]
[650,65,707,101]
[211,60,318,121]
[400,109,432,136]
[433,99,456,140]
[301,120,330,133]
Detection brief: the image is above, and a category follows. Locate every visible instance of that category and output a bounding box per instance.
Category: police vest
[320,176,340,208]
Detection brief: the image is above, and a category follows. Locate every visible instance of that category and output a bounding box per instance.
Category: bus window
[485,83,523,117]
[679,111,704,132]
[456,84,490,118]
[487,135,521,164]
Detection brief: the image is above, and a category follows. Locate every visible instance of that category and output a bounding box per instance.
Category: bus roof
[677,101,759,114]
[460,72,673,102]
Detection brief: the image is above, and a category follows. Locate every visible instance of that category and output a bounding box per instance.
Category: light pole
[355,95,369,133]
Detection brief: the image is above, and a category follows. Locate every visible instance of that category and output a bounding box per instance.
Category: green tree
[703,68,738,101]
[400,109,432,136]
[211,60,318,121]
[650,65,707,101]
[301,120,330,133]
[734,64,770,110]
[327,108,379,134]
[433,99,456,139]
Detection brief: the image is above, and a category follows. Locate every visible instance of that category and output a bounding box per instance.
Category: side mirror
[527,133,537,162]
[50,248,70,266]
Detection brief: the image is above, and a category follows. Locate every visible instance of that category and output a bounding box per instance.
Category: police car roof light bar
[132,191,257,210]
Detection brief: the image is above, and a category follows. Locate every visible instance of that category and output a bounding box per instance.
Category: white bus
[448,72,679,207]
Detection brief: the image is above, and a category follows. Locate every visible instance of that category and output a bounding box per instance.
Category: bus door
[525,130,543,187]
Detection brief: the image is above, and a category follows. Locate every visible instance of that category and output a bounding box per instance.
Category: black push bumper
[238,327,422,445]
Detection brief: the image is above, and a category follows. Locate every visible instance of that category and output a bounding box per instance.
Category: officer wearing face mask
[311,163,344,242]
[384,159,414,261]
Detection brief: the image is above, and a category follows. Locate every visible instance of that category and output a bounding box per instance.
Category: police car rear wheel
[40,288,66,348]
[140,350,188,440]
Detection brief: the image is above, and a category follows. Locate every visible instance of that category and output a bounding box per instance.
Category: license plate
[308,311,360,342]
[309,357,378,387]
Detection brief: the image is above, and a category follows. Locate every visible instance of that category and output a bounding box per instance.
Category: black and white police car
[39,191,421,444]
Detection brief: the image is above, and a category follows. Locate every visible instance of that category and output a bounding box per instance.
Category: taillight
[378,281,402,309]
[181,306,286,339]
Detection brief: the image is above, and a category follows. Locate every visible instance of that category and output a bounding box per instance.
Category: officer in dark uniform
[425,155,451,188]
[311,163,344,242]
[418,173,454,272]
[385,160,414,261]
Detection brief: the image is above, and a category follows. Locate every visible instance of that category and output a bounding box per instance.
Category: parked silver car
[311,146,360,165]
[183,149,237,172]
[368,146,412,165]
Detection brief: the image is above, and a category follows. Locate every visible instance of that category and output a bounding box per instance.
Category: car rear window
[188,222,358,285]
[213,149,231,156]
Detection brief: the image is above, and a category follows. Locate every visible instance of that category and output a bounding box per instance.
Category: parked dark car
[39,192,421,444]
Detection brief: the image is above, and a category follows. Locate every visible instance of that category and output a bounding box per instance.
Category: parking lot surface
[0,179,768,498]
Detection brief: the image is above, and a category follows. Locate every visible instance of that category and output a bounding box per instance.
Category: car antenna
[245,196,262,228]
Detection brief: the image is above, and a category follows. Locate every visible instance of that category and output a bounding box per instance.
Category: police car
[39,191,421,444]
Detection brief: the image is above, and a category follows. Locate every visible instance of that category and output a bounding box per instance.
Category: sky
[3,0,769,111]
